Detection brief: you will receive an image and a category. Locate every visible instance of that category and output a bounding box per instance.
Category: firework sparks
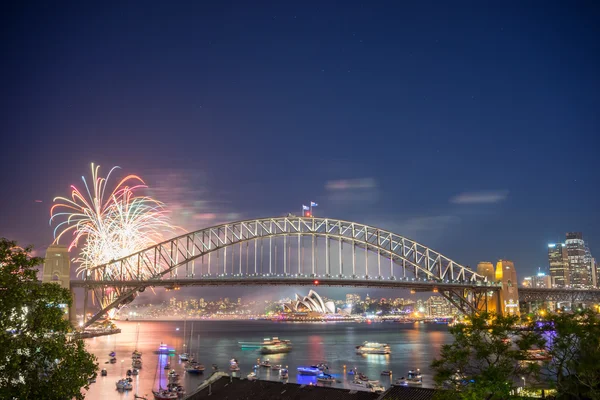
[50,163,174,316]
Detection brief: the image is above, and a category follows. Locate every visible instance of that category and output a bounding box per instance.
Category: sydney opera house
[282,290,337,315]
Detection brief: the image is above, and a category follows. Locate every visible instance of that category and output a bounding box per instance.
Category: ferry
[239,337,290,348]
[155,343,176,354]
[297,366,321,375]
[260,342,292,354]
[381,370,392,376]
[356,342,391,355]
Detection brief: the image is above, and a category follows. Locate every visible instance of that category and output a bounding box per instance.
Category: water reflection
[83,320,452,399]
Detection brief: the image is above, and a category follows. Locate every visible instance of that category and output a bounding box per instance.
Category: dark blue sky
[1,1,599,297]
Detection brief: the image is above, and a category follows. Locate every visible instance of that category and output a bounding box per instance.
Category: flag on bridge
[302,205,309,210]
[310,202,318,207]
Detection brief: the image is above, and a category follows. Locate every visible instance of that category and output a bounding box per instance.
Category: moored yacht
[356,342,391,355]
[394,369,423,386]
[297,366,320,375]
[116,378,133,391]
[229,359,240,372]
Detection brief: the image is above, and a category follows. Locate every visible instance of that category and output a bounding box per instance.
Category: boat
[316,362,329,371]
[381,370,393,376]
[116,378,133,391]
[152,389,178,399]
[109,351,116,357]
[101,368,107,376]
[212,364,219,371]
[395,369,423,386]
[297,366,320,375]
[229,359,240,372]
[351,379,384,393]
[109,357,117,364]
[239,337,291,348]
[260,359,272,368]
[156,342,175,354]
[260,342,292,354]
[127,369,132,377]
[164,363,171,370]
[280,368,289,379]
[356,342,391,355]
[185,362,205,374]
[132,350,142,359]
[180,318,191,362]
[132,368,139,375]
[272,364,282,370]
[167,383,186,398]
[132,358,142,369]
[316,373,335,383]
[247,372,257,381]
[525,349,552,361]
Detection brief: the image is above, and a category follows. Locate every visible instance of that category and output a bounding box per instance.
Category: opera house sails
[282,290,337,315]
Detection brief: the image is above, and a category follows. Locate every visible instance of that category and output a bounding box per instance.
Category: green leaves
[431,312,543,400]
[0,238,98,400]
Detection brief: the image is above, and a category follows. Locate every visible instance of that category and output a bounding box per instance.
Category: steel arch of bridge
[82,216,487,327]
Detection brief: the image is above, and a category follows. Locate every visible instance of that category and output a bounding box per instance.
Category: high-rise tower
[566,232,590,288]
[548,243,569,288]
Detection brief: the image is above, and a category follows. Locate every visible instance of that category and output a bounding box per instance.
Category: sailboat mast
[189,323,194,357]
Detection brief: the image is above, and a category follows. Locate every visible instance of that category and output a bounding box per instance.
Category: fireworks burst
[50,163,174,316]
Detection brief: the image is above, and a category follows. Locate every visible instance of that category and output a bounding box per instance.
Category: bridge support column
[69,289,78,327]
[83,288,89,324]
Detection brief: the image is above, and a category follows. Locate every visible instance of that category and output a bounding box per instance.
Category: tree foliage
[542,310,600,399]
[0,238,97,400]
[431,312,544,399]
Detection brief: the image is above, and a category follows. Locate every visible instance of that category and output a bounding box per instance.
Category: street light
[521,376,526,388]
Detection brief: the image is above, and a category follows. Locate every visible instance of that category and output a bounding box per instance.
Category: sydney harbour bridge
[46,216,600,328]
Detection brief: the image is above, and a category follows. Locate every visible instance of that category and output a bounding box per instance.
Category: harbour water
[83,320,452,399]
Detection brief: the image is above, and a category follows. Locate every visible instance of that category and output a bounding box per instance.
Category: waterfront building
[495,259,519,315]
[566,232,591,288]
[426,296,456,317]
[522,271,552,289]
[345,293,361,305]
[548,243,569,288]
[282,290,336,314]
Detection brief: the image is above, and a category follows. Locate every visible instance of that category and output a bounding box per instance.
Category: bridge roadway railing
[71,275,503,290]
[518,287,600,303]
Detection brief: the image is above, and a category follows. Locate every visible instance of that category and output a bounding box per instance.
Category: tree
[0,238,97,400]
[431,312,544,399]
[542,310,600,399]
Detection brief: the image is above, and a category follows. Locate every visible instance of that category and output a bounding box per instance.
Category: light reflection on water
[83,320,452,399]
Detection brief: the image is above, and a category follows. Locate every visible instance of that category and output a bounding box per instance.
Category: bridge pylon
[42,245,77,326]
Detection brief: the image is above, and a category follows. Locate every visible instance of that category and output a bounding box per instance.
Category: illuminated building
[522,272,551,289]
[566,232,592,288]
[495,259,519,315]
[282,290,336,314]
[548,243,569,288]
[345,293,361,304]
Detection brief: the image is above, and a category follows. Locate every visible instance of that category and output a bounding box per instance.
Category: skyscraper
[566,232,591,288]
[548,243,569,288]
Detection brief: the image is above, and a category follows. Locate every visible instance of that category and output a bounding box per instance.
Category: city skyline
[1,2,599,281]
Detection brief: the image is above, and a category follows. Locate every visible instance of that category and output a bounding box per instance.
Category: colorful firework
[50,163,174,316]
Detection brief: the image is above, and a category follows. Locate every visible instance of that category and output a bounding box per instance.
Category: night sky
[1,2,599,300]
